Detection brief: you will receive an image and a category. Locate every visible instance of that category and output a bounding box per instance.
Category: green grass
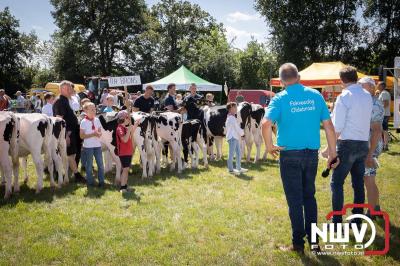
[0,130,399,265]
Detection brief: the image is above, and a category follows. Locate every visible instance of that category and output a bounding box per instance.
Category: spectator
[100,88,109,105]
[133,85,155,113]
[42,93,55,116]
[80,102,105,187]
[79,98,92,171]
[164,83,178,111]
[103,95,115,113]
[70,89,80,112]
[0,89,11,111]
[359,77,384,217]
[15,91,26,113]
[206,93,215,106]
[53,80,85,183]
[262,63,337,253]
[377,82,391,150]
[225,102,247,174]
[330,66,372,227]
[183,83,203,120]
[116,110,140,193]
[176,94,183,107]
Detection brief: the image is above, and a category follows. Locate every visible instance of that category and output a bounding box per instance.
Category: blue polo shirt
[265,83,330,150]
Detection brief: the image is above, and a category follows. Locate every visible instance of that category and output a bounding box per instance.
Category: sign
[108,75,141,87]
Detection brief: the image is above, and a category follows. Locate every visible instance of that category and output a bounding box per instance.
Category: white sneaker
[233,169,241,175]
[239,168,248,173]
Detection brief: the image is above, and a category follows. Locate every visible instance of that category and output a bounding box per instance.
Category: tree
[0,7,37,93]
[51,0,147,76]
[235,39,277,89]
[362,0,400,69]
[255,0,360,69]
[151,0,221,75]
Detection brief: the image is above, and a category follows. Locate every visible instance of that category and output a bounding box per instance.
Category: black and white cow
[238,102,265,162]
[181,119,208,169]
[48,116,69,186]
[0,111,19,199]
[203,105,228,161]
[152,112,183,173]
[98,111,158,180]
[15,113,52,194]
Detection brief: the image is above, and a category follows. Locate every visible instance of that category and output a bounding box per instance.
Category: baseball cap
[358,77,376,87]
[117,110,129,120]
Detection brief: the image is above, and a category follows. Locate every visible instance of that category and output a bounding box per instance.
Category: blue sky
[0,0,269,49]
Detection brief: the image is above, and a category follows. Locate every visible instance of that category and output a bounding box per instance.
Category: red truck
[227,89,275,107]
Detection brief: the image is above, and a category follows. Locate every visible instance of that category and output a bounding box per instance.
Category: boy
[103,95,115,113]
[225,102,247,174]
[116,110,140,192]
[79,102,105,187]
[42,93,55,116]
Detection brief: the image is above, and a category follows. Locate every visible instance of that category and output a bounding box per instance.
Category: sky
[0,0,269,49]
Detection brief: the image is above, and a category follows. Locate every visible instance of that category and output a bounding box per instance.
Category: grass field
[0,130,399,265]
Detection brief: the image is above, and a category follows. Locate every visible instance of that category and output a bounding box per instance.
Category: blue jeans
[81,148,87,169]
[279,149,319,246]
[331,140,369,223]
[227,138,241,171]
[83,147,104,185]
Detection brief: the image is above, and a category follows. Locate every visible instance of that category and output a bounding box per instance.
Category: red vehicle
[227,89,275,107]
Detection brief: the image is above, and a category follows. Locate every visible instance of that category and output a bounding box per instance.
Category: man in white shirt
[377,82,391,149]
[330,66,373,226]
[42,93,55,116]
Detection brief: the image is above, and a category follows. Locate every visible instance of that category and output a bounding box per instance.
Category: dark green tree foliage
[236,39,276,89]
[51,0,147,76]
[151,0,220,75]
[255,0,360,69]
[0,7,37,93]
[363,0,400,69]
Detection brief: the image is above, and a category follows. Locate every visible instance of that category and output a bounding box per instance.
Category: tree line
[0,0,399,96]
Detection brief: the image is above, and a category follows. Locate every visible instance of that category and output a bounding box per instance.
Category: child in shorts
[116,110,140,192]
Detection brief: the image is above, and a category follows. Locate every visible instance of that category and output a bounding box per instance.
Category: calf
[181,119,208,169]
[0,111,19,199]
[238,103,265,162]
[203,105,228,161]
[153,112,183,173]
[48,116,69,186]
[15,113,52,193]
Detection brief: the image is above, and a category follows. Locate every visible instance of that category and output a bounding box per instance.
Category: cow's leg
[215,137,223,161]
[31,152,44,193]
[12,156,19,193]
[53,151,64,188]
[197,136,208,168]
[246,142,253,163]
[0,150,13,199]
[182,139,189,170]
[253,131,262,163]
[104,150,113,173]
[154,140,161,174]
[21,157,29,184]
[207,136,215,161]
[45,147,56,188]
[140,149,148,178]
[192,142,200,169]
[172,141,182,174]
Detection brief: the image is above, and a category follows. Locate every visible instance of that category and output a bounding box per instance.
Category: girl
[225,102,247,174]
[116,110,140,192]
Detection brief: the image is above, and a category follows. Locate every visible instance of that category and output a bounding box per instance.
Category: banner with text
[108,76,141,87]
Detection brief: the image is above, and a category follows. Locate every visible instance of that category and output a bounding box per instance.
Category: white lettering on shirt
[289,99,315,113]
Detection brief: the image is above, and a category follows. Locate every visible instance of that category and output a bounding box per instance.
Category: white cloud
[32,25,44,31]
[225,25,264,49]
[226,11,261,23]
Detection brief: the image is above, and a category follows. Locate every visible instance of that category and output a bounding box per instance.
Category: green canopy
[143,65,222,91]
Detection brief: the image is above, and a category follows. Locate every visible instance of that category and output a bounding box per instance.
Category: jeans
[279,149,319,246]
[227,138,241,171]
[331,140,369,223]
[84,147,104,185]
[81,148,87,169]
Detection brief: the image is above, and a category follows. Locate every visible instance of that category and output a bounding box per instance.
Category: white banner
[108,75,141,87]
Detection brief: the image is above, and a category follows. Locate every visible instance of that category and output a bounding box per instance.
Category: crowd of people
[0,64,394,254]
[261,63,391,254]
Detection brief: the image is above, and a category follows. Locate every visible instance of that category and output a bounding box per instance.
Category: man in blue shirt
[262,63,338,253]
